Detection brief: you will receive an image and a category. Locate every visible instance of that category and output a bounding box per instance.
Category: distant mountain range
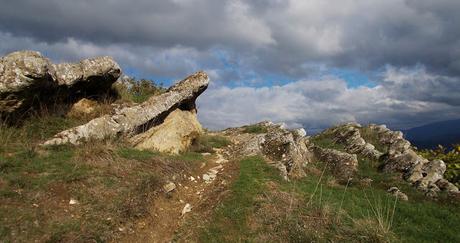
[403,119,460,149]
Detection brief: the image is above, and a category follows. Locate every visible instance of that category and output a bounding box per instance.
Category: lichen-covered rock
[260,124,310,179]
[0,50,121,116]
[0,51,56,113]
[326,123,383,160]
[436,179,459,193]
[312,146,358,182]
[223,121,312,180]
[130,109,203,154]
[366,124,459,193]
[54,56,121,89]
[43,71,209,146]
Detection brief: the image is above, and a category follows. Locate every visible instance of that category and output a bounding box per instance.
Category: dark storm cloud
[1,0,460,130]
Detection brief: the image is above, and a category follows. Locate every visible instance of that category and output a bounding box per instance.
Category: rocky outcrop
[328,123,383,160]
[367,124,459,195]
[43,71,209,146]
[130,109,203,154]
[0,50,121,116]
[312,146,358,183]
[224,122,312,180]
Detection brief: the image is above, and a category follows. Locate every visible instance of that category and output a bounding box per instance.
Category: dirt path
[117,145,239,243]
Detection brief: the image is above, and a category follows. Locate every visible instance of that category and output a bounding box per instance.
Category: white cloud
[198,66,460,132]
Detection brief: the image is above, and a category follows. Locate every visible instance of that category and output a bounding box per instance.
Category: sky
[1,0,459,133]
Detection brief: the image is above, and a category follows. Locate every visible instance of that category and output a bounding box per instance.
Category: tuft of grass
[311,136,346,151]
[113,77,165,103]
[243,124,268,134]
[188,134,231,153]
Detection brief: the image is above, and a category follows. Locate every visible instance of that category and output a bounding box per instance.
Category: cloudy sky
[1,0,459,132]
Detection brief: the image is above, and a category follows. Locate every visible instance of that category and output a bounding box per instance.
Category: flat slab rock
[43,71,209,146]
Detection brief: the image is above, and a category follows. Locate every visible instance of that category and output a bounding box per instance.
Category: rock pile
[368,124,459,195]
[328,123,383,160]
[224,121,312,180]
[0,50,121,116]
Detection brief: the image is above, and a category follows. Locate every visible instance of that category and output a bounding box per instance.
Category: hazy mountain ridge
[403,119,460,149]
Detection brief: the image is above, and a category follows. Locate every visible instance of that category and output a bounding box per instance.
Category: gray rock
[225,121,313,180]
[163,182,176,193]
[312,146,358,183]
[387,187,409,201]
[43,71,209,146]
[367,124,459,194]
[436,179,459,193]
[326,123,383,160]
[0,50,121,115]
[0,51,56,113]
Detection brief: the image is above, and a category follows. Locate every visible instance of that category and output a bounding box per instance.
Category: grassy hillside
[196,156,460,242]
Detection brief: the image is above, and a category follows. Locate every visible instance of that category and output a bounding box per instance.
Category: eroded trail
[118,145,239,243]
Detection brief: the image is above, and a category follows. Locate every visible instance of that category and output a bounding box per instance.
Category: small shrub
[113,77,165,103]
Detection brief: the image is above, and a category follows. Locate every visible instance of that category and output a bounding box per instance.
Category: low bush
[113,77,165,103]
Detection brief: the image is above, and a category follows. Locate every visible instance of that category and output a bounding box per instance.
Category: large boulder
[0,51,56,113]
[312,146,359,183]
[0,50,121,116]
[43,71,209,146]
[130,109,203,154]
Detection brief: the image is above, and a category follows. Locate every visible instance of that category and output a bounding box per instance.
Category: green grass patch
[198,153,460,243]
[200,156,281,242]
[117,147,159,160]
[310,133,346,151]
[243,124,268,134]
[189,134,231,153]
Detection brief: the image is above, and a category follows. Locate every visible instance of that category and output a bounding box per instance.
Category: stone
[163,182,176,193]
[55,56,120,87]
[67,98,99,117]
[223,121,313,180]
[43,71,209,146]
[130,109,203,154]
[0,50,121,116]
[365,124,459,194]
[436,179,459,193]
[387,187,409,201]
[312,146,359,183]
[360,178,373,187]
[417,160,446,189]
[69,198,79,205]
[325,123,383,160]
[181,203,192,216]
[0,51,56,114]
